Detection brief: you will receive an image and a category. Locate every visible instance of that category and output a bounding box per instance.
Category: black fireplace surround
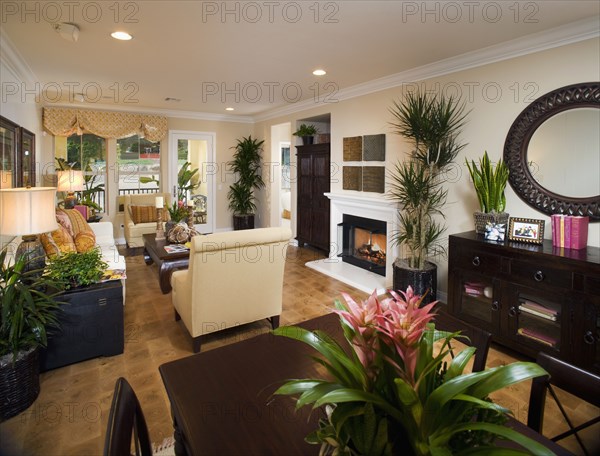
[338,214,386,276]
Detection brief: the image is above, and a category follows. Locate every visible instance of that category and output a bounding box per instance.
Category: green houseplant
[388,90,468,302]
[227,136,266,230]
[293,124,319,145]
[0,249,64,420]
[273,288,550,455]
[465,151,510,234]
[45,248,108,290]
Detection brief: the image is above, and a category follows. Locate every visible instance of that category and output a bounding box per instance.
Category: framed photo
[508,217,545,244]
[484,223,506,242]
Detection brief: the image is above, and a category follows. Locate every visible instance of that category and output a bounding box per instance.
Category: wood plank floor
[1,245,598,455]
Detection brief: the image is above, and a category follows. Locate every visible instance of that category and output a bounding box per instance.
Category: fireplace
[338,214,386,276]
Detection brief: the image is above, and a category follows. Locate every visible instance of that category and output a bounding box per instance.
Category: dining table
[159,313,572,456]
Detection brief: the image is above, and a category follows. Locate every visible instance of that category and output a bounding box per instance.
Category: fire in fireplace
[338,214,387,276]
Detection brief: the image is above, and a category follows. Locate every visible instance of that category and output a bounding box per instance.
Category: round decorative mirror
[503,82,600,221]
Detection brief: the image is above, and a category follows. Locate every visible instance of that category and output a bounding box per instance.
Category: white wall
[255,37,600,296]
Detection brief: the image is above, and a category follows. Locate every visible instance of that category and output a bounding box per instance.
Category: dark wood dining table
[159,313,572,456]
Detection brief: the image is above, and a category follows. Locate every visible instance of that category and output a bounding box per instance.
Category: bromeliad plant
[273,288,551,456]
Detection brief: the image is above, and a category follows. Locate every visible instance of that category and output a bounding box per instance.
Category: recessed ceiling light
[312,69,326,76]
[111,31,133,41]
[225,107,234,111]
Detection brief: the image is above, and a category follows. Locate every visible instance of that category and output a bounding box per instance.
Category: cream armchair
[171,227,292,352]
[123,193,171,247]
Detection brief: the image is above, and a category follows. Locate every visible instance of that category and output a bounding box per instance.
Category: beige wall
[255,38,600,296]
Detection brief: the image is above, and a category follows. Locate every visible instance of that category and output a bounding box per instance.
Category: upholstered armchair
[123,193,171,247]
[171,227,292,352]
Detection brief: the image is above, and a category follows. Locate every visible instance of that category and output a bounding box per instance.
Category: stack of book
[550,215,589,249]
[517,328,558,347]
[518,299,558,322]
[463,282,485,296]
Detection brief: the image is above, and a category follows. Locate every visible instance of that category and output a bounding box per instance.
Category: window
[1,115,36,188]
[63,133,106,211]
[117,135,161,196]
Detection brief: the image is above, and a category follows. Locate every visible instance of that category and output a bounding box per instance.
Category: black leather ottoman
[40,280,124,372]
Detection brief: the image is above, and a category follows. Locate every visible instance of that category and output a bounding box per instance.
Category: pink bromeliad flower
[334,291,384,375]
[378,287,437,385]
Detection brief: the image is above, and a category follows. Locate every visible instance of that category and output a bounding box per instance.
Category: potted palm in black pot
[388,90,469,303]
[228,136,266,230]
[0,249,64,421]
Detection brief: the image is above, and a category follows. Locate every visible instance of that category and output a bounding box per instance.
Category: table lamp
[0,187,58,271]
[57,170,85,209]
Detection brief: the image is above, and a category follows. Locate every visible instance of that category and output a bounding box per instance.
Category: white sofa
[123,193,171,248]
[2,222,126,297]
[171,227,292,352]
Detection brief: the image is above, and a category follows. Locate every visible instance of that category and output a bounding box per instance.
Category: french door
[168,131,215,234]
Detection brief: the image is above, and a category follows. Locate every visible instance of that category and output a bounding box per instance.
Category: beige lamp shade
[57,170,85,192]
[0,187,58,236]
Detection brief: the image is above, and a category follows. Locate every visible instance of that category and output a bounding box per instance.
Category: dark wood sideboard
[447,231,600,374]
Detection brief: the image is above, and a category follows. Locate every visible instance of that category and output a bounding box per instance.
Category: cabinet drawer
[452,248,502,274]
[510,260,572,290]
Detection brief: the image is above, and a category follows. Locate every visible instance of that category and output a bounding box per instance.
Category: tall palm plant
[228,136,265,228]
[389,90,469,270]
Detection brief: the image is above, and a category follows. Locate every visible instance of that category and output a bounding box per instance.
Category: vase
[164,221,177,238]
[392,259,437,305]
[473,211,509,234]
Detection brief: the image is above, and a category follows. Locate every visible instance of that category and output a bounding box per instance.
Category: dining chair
[527,351,600,456]
[104,377,152,456]
[434,311,492,372]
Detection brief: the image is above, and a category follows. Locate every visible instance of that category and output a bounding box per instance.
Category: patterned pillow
[40,225,77,258]
[74,230,96,253]
[55,209,74,237]
[57,208,92,236]
[130,205,157,224]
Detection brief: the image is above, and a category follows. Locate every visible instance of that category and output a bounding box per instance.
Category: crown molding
[254,16,600,122]
[0,28,37,85]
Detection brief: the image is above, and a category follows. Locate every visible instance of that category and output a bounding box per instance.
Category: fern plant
[465,151,509,213]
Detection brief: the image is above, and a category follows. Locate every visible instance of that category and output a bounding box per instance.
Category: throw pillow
[130,205,158,224]
[55,209,74,237]
[74,230,96,253]
[58,208,92,236]
[40,225,77,258]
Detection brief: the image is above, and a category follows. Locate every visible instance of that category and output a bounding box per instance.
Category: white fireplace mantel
[305,191,400,294]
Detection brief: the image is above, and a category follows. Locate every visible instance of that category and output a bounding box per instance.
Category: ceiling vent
[53,23,80,43]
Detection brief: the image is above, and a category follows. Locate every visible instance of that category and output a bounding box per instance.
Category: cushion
[58,208,92,236]
[55,209,74,237]
[40,225,77,258]
[130,205,158,224]
[74,230,96,253]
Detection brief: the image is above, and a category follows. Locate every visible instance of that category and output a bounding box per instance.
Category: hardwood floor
[1,246,598,455]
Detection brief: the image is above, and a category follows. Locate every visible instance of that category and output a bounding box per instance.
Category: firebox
[338,214,387,276]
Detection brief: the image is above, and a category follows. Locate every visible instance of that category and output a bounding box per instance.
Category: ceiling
[1,1,599,119]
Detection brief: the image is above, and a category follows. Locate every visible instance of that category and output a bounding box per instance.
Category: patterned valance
[43,107,168,142]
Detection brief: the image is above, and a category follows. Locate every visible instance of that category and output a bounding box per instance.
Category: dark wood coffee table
[143,233,190,294]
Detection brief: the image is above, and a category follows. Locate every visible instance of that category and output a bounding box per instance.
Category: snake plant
[465,151,509,213]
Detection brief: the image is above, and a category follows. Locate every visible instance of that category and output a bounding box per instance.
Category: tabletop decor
[273,287,551,455]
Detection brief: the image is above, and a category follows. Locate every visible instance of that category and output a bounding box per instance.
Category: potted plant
[273,288,550,455]
[293,124,319,145]
[465,151,510,234]
[388,90,468,303]
[45,248,107,290]
[0,249,64,420]
[227,136,266,230]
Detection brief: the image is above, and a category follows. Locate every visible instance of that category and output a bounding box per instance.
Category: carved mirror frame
[503,82,600,221]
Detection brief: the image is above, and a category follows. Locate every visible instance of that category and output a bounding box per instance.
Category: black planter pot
[392,259,437,305]
[301,136,314,145]
[233,214,255,231]
[0,348,40,421]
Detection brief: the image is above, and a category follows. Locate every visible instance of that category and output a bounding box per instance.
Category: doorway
[168,131,215,234]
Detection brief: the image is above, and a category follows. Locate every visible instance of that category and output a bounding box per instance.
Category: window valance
[43,107,168,142]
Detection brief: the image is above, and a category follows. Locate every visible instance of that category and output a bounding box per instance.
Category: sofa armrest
[90,222,115,245]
